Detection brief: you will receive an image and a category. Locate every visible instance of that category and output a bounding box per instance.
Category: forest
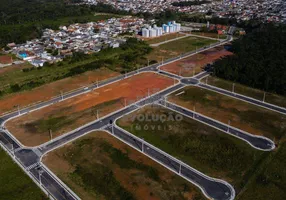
[212,24,286,95]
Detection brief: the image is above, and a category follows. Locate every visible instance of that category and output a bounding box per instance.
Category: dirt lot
[0,68,119,115]
[168,86,286,140]
[43,131,205,200]
[0,55,13,64]
[147,36,215,63]
[160,45,233,77]
[6,72,175,146]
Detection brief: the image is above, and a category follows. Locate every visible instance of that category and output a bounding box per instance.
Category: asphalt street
[160,100,275,151]
[105,125,234,200]
[199,83,286,115]
[0,31,244,200]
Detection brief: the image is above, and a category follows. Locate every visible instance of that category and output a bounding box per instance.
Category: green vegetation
[0,148,47,200]
[24,98,122,134]
[117,105,266,191]
[212,24,286,95]
[237,141,286,200]
[201,76,286,108]
[146,33,185,44]
[46,132,205,200]
[147,36,214,62]
[0,38,151,98]
[169,86,286,140]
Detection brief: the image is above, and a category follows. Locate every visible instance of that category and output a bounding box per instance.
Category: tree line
[212,23,286,95]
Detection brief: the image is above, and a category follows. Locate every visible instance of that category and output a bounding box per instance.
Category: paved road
[199,83,286,115]
[105,125,234,200]
[0,32,242,200]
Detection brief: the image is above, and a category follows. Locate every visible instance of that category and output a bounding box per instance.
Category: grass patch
[117,105,267,193]
[146,33,185,44]
[44,131,205,200]
[237,140,286,200]
[0,148,48,200]
[147,36,215,62]
[168,86,286,140]
[202,76,286,108]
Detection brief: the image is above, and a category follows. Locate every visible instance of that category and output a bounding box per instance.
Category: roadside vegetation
[201,76,286,108]
[117,105,267,193]
[44,131,205,200]
[168,86,286,140]
[0,148,48,200]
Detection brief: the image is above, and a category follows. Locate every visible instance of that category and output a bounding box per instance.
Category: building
[149,28,157,37]
[142,28,149,37]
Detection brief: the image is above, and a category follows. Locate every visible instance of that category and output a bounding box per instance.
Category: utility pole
[227,120,231,133]
[193,105,196,118]
[97,110,99,120]
[17,105,20,115]
[263,92,266,102]
[61,91,63,100]
[179,164,182,175]
[39,170,43,186]
[49,129,53,141]
[232,83,235,93]
[96,78,99,88]
[141,138,144,152]
[11,143,15,158]
[124,98,127,107]
[161,57,164,65]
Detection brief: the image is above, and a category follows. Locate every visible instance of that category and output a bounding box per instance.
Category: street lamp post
[49,129,53,141]
[193,105,196,119]
[39,170,43,187]
[10,143,15,158]
[141,138,144,152]
[232,83,235,93]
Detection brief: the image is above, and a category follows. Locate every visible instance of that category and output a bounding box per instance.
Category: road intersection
[0,29,281,200]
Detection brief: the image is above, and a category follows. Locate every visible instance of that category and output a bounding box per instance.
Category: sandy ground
[160,46,233,77]
[6,72,176,146]
[43,131,203,200]
[0,68,119,115]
